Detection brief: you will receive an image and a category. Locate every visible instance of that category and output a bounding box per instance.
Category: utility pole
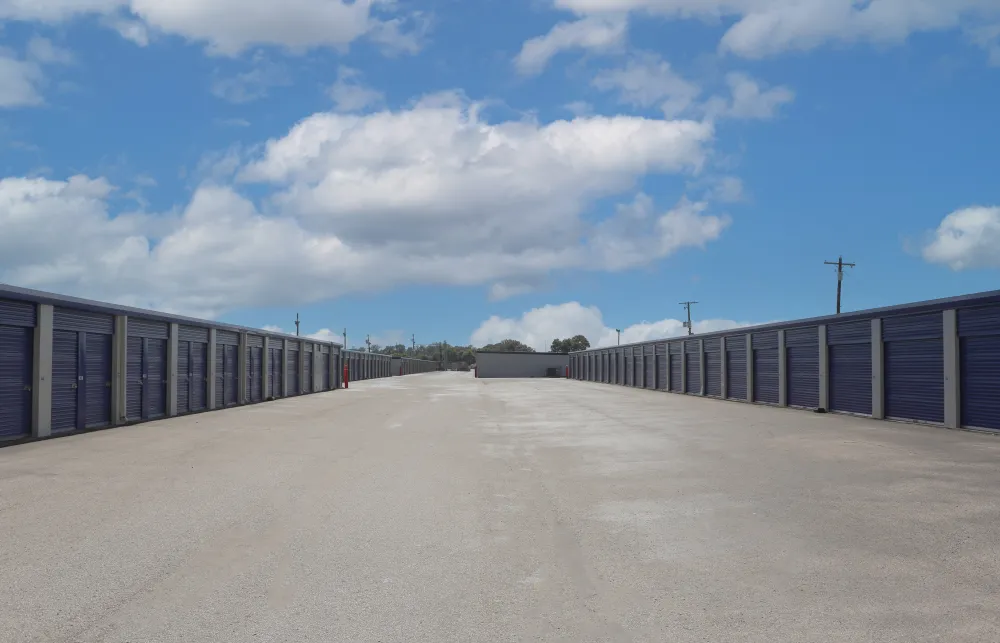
[680,301,698,336]
[412,334,416,352]
[824,256,856,314]
[615,329,621,346]
[366,334,371,353]
[343,328,347,348]
[295,313,300,337]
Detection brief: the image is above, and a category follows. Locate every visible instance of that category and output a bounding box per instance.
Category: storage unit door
[322,353,331,390]
[84,333,112,428]
[753,333,779,404]
[304,352,314,393]
[190,343,208,411]
[224,345,238,406]
[178,341,191,413]
[287,351,300,395]
[884,313,943,423]
[959,306,1000,431]
[828,320,871,415]
[215,344,225,409]
[633,351,642,387]
[669,353,682,392]
[51,329,79,434]
[146,339,167,419]
[656,351,668,390]
[705,352,722,397]
[251,347,264,402]
[0,325,33,439]
[624,355,632,386]
[644,353,655,389]
[726,336,747,401]
[685,352,701,394]
[786,327,819,409]
[127,336,144,420]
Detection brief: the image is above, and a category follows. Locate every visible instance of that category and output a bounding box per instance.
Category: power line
[679,301,698,336]
[823,256,856,314]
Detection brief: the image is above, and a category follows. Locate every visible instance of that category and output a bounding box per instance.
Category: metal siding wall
[883,313,944,423]
[0,299,36,327]
[958,305,1000,431]
[752,332,780,404]
[147,339,167,418]
[84,333,113,428]
[179,326,209,343]
[127,317,168,339]
[51,329,79,433]
[55,308,114,334]
[217,329,240,345]
[725,335,747,401]
[785,327,819,409]
[0,325,33,439]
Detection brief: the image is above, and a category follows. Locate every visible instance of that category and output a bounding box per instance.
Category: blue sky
[1,0,999,351]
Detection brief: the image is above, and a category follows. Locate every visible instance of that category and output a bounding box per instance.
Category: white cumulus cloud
[470,301,754,351]
[515,15,627,75]
[922,205,1000,270]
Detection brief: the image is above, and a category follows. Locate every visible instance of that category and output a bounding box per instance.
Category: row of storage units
[343,350,393,382]
[0,284,344,444]
[391,357,439,376]
[570,289,1000,433]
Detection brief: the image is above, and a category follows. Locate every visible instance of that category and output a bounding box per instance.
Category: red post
[343,365,349,389]
[565,366,569,379]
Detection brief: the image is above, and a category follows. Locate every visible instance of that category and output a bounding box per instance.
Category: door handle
[71,383,78,389]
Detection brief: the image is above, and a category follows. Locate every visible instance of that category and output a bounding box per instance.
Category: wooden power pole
[679,301,698,336]
[824,256,856,314]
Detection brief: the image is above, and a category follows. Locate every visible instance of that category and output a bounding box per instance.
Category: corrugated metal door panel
[634,348,643,387]
[51,329,79,434]
[827,319,871,345]
[224,345,238,406]
[623,354,630,386]
[657,354,668,390]
[786,327,819,409]
[753,348,779,404]
[287,350,300,395]
[127,336,143,420]
[247,334,264,348]
[54,308,114,334]
[726,349,747,400]
[669,353,682,392]
[304,352,314,393]
[883,312,942,342]
[960,335,1000,431]
[215,344,225,409]
[146,339,167,419]
[958,305,1000,337]
[0,325,33,439]
[191,343,207,411]
[786,346,819,408]
[752,331,779,350]
[685,352,702,394]
[251,347,263,402]
[829,343,871,415]
[127,317,168,339]
[84,332,112,428]
[217,329,240,345]
[322,353,331,390]
[885,339,943,423]
[179,326,209,343]
[0,299,36,326]
[645,353,655,389]
[705,351,722,397]
[177,341,191,413]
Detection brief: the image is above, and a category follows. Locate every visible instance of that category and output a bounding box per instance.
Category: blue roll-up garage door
[303,348,314,394]
[726,335,747,401]
[655,343,667,390]
[704,338,721,397]
[247,335,263,403]
[958,305,1000,431]
[322,350,331,390]
[224,345,238,406]
[828,320,871,415]
[644,345,655,389]
[753,331,779,404]
[214,330,239,408]
[191,342,208,411]
[178,341,190,414]
[0,299,35,440]
[146,339,167,419]
[884,313,943,424]
[685,341,702,394]
[669,343,682,392]
[633,347,643,387]
[269,345,283,398]
[624,351,632,386]
[178,326,208,414]
[786,327,819,409]
[287,342,300,395]
[53,308,114,432]
[126,318,168,421]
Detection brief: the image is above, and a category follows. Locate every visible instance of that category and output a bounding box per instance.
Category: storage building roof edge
[475,350,569,355]
[0,282,342,347]
[569,287,1000,354]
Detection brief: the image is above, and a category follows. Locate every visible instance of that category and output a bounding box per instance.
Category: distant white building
[474,351,570,379]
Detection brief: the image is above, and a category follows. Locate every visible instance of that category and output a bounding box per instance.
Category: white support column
[745,333,754,402]
[680,341,687,393]
[777,329,787,407]
[818,325,829,411]
[167,323,178,417]
[262,337,270,399]
[282,339,289,396]
[112,315,127,426]
[238,332,248,403]
[207,329,217,410]
[871,319,884,420]
[699,339,706,395]
[720,336,728,399]
[32,304,54,438]
[943,309,960,429]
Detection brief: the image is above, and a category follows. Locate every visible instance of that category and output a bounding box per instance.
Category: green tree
[551,335,590,353]
[479,339,536,353]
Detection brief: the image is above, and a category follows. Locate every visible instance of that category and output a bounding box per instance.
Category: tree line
[349,335,591,366]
